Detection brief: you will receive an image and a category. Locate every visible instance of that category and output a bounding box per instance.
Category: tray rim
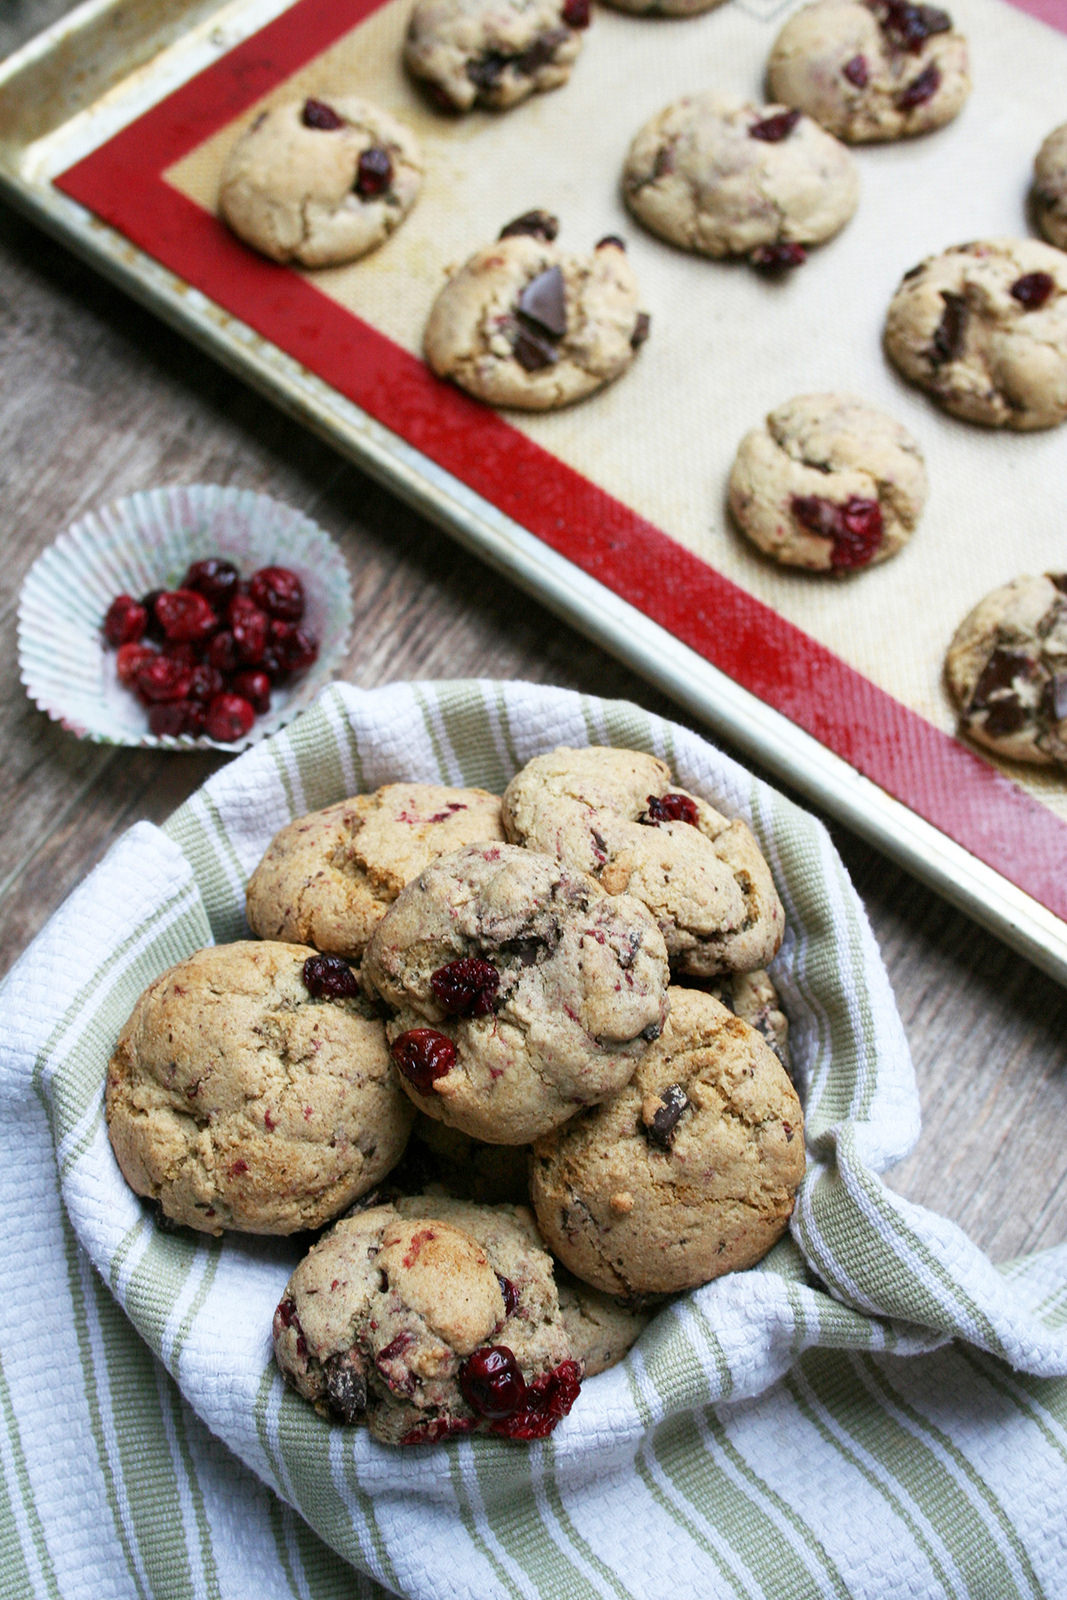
[3,0,1067,986]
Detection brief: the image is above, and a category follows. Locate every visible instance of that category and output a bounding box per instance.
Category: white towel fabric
[2,679,1066,1600]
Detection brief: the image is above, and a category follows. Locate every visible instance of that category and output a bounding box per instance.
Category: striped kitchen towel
[3,679,1067,1600]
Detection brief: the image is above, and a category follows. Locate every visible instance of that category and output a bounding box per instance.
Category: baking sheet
[3,0,1067,980]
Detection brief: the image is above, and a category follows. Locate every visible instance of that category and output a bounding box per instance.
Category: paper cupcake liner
[17,484,354,752]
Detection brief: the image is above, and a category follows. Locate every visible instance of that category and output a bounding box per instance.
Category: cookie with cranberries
[501,746,784,977]
[105,941,414,1234]
[728,392,927,573]
[404,0,590,114]
[218,95,422,267]
[272,1197,581,1445]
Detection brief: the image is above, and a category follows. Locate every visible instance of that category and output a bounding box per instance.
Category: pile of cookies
[105,746,804,1446]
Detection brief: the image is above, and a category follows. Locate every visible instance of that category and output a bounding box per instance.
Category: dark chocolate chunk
[324,1349,368,1423]
[643,1083,690,1150]
[499,210,559,241]
[517,265,567,339]
[970,647,1033,709]
[513,324,560,371]
[630,312,651,349]
[930,290,968,364]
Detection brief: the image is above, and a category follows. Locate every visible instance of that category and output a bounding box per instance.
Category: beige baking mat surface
[167,0,1067,821]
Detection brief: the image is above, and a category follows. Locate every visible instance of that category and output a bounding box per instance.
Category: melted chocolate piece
[517,265,567,339]
[513,325,560,371]
[643,1083,690,1150]
[500,210,559,242]
[631,312,652,348]
[980,696,1027,737]
[930,290,968,364]
[970,647,1032,709]
[324,1350,367,1422]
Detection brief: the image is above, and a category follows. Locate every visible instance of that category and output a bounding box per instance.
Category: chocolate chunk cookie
[621,92,859,272]
[362,842,670,1144]
[530,987,805,1295]
[245,783,504,959]
[1033,122,1067,252]
[105,941,414,1235]
[945,573,1067,767]
[766,0,970,144]
[218,95,422,267]
[403,0,590,113]
[728,392,927,573]
[423,214,650,409]
[272,1196,580,1444]
[884,239,1067,429]
[501,746,785,977]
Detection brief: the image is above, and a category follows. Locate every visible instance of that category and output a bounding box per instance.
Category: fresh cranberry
[843,53,869,86]
[230,669,271,713]
[562,0,590,25]
[205,629,240,673]
[895,61,940,109]
[430,956,500,1017]
[115,641,156,686]
[355,147,392,198]
[228,594,269,664]
[186,662,225,702]
[390,1028,456,1093]
[147,700,198,737]
[491,1360,582,1439]
[269,620,319,672]
[154,588,219,644]
[749,108,801,142]
[459,1346,527,1420]
[161,639,199,665]
[103,594,148,647]
[750,241,807,273]
[791,494,884,569]
[182,558,240,608]
[248,565,305,621]
[644,792,699,826]
[135,655,195,703]
[303,98,344,130]
[204,692,255,743]
[303,953,360,999]
[1011,272,1054,310]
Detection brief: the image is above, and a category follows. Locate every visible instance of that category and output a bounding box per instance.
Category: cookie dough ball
[1033,122,1067,252]
[245,783,504,959]
[766,0,970,144]
[501,746,785,977]
[218,95,422,267]
[105,941,414,1235]
[403,0,590,112]
[701,968,791,1075]
[622,92,858,271]
[362,842,670,1144]
[555,1270,653,1375]
[728,392,927,573]
[272,1197,580,1444]
[884,239,1067,429]
[424,212,651,410]
[945,572,1067,766]
[531,987,805,1295]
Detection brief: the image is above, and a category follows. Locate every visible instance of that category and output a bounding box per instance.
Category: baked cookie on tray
[621,92,858,273]
[727,392,927,573]
[530,987,805,1295]
[945,572,1067,767]
[105,941,414,1235]
[403,0,591,113]
[361,841,670,1144]
[501,745,785,976]
[272,1196,581,1444]
[883,239,1067,429]
[423,210,651,409]
[218,95,422,267]
[766,0,970,144]
[1033,121,1067,252]
[245,782,504,959]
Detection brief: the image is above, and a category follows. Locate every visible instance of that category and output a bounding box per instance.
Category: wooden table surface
[3,0,1066,1266]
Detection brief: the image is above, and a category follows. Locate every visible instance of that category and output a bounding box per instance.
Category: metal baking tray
[3,0,1067,982]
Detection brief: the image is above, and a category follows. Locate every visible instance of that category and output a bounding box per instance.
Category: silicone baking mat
[49,0,1067,926]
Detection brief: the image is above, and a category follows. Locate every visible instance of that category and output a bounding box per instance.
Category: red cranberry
[1011,272,1054,310]
[749,108,801,142]
[895,61,940,108]
[154,588,219,644]
[269,620,319,672]
[874,0,951,51]
[459,1346,527,1420]
[204,692,255,743]
[205,629,240,673]
[843,53,869,85]
[303,953,360,999]
[791,494,884,569]
[497,1274,519,1317]
[302,98,344,130]
[161,639,199,665]
[182,558,239,608]
[147,700,198,737]
[115,641,156,686]
[491,1359,582,1439]
[230,669,271,713]
[355,147,392,198]
[430,956,500,1017]
[750,240,807,273]
[228,594,269,664]
[187,662,225,702]
[103,594,148,647]
[248,565,306,622]
[644,792,699,826]
[390,1028,456,1094]
[135,655,195,703]
[562,0,590,25]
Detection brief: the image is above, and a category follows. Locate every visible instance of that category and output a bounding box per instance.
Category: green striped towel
[3,680,1067,1600]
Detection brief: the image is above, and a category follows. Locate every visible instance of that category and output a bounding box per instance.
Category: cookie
[727,392,927,573]
[218,95,422,267]
[702,969,791,1075]
[621,92,859,272]
[530,987,805,1296]
[105,941,414,1235]
[423,212,650,410]
[501,746,785,977]
[245,783,504,959]
[883,239,1067,430]
[766,0,970,144]
[272,1197,581,1444]
[394,1113,532,1205]
[1033,122,1067,252]
[555,1270,653,1376]
[944,572,1067,767]
[403,0,590,113]
[362,841,671,1144]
